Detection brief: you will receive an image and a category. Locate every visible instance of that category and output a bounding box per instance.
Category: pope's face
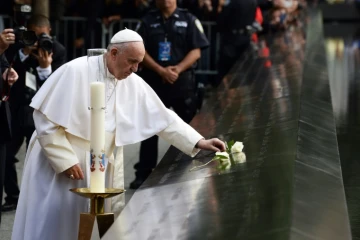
[108,42,145,80]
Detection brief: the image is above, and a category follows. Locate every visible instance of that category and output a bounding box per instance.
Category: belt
[231,26,252,35]
[232,29,246,35]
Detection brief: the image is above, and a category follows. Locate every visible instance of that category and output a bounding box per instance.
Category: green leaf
[227,140,235,152]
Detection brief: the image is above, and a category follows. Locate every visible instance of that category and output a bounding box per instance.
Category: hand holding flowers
[190,140,246,171]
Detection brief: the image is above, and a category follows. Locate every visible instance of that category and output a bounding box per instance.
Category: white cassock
[11,55,203,240]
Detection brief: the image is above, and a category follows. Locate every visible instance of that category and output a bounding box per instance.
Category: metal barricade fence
[51,16,103,59]
[101,19,140,48]
[0,15,219,76]
[0,15,102,60]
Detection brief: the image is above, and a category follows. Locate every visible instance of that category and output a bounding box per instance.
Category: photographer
[0,28,19,223]
[2,14,66,212]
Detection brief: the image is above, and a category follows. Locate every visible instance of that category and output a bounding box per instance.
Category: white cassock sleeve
[157,114,204,157]
[33,110,79,174]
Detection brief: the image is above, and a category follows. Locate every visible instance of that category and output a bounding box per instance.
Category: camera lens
[38,33,53,53]
[22,30,37,46]
[40,40,53,52]
[14,27,37,46]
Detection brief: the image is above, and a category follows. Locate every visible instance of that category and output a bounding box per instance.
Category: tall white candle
[90,82,106,192]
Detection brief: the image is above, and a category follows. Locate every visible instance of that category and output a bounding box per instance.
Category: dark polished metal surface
[290,10,351,240]
[103,9,352,240]
[325,17,360,240]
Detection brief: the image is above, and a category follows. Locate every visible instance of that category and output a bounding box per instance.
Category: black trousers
[4,107,34,204]
[215,34,251,87]
[134,71,198,179]
[0,144,6,223]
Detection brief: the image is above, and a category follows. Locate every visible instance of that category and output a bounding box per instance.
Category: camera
[13,4,38,47]
[11,4,53,53]
[14,26,37,47]
[37,33,53,53]
[13,29,54,53]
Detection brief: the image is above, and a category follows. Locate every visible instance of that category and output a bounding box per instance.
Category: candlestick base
[77,213,114,239]
[70,188,125,240]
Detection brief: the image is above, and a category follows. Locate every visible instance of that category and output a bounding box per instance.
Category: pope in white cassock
[11,29,225,240]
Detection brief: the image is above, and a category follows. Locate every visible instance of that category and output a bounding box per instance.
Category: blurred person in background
[101,0,123,27]
[71,0,105,50]
[72,0,153,51]
[130,0,209,189]
[215,0,257,87]
[179,0,218,20]
[120,0,154,19]
[2,14,66,212]
[261,0,303,31]
[0,28,19,222]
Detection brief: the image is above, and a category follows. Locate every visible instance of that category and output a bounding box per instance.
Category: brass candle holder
[70,188,125,240]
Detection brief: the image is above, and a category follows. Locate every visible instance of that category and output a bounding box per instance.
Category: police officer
[215,0,257,87]
[129,0,209,189]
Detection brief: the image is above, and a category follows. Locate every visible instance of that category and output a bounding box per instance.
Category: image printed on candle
[99,152,105,172]
[90,149,96,172]
[90,149,106,172]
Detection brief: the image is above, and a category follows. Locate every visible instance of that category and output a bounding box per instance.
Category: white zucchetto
[110,28,143,44]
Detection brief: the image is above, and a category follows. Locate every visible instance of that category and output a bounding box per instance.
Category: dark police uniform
[216,0,257,86]
[131,8,209,188]
[136,8,209,110]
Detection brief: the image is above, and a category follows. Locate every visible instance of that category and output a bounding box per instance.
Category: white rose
[231,142,244,153]
[232,152,246,163]
[231,142,246,163]
[215,151,231,169]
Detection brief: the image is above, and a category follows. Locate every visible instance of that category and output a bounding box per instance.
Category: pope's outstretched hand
[196,138,226,152]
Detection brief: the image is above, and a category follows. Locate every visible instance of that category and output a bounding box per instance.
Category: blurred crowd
[0,0,308,217]
[0,0,308,67]
[0,0,307,22]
